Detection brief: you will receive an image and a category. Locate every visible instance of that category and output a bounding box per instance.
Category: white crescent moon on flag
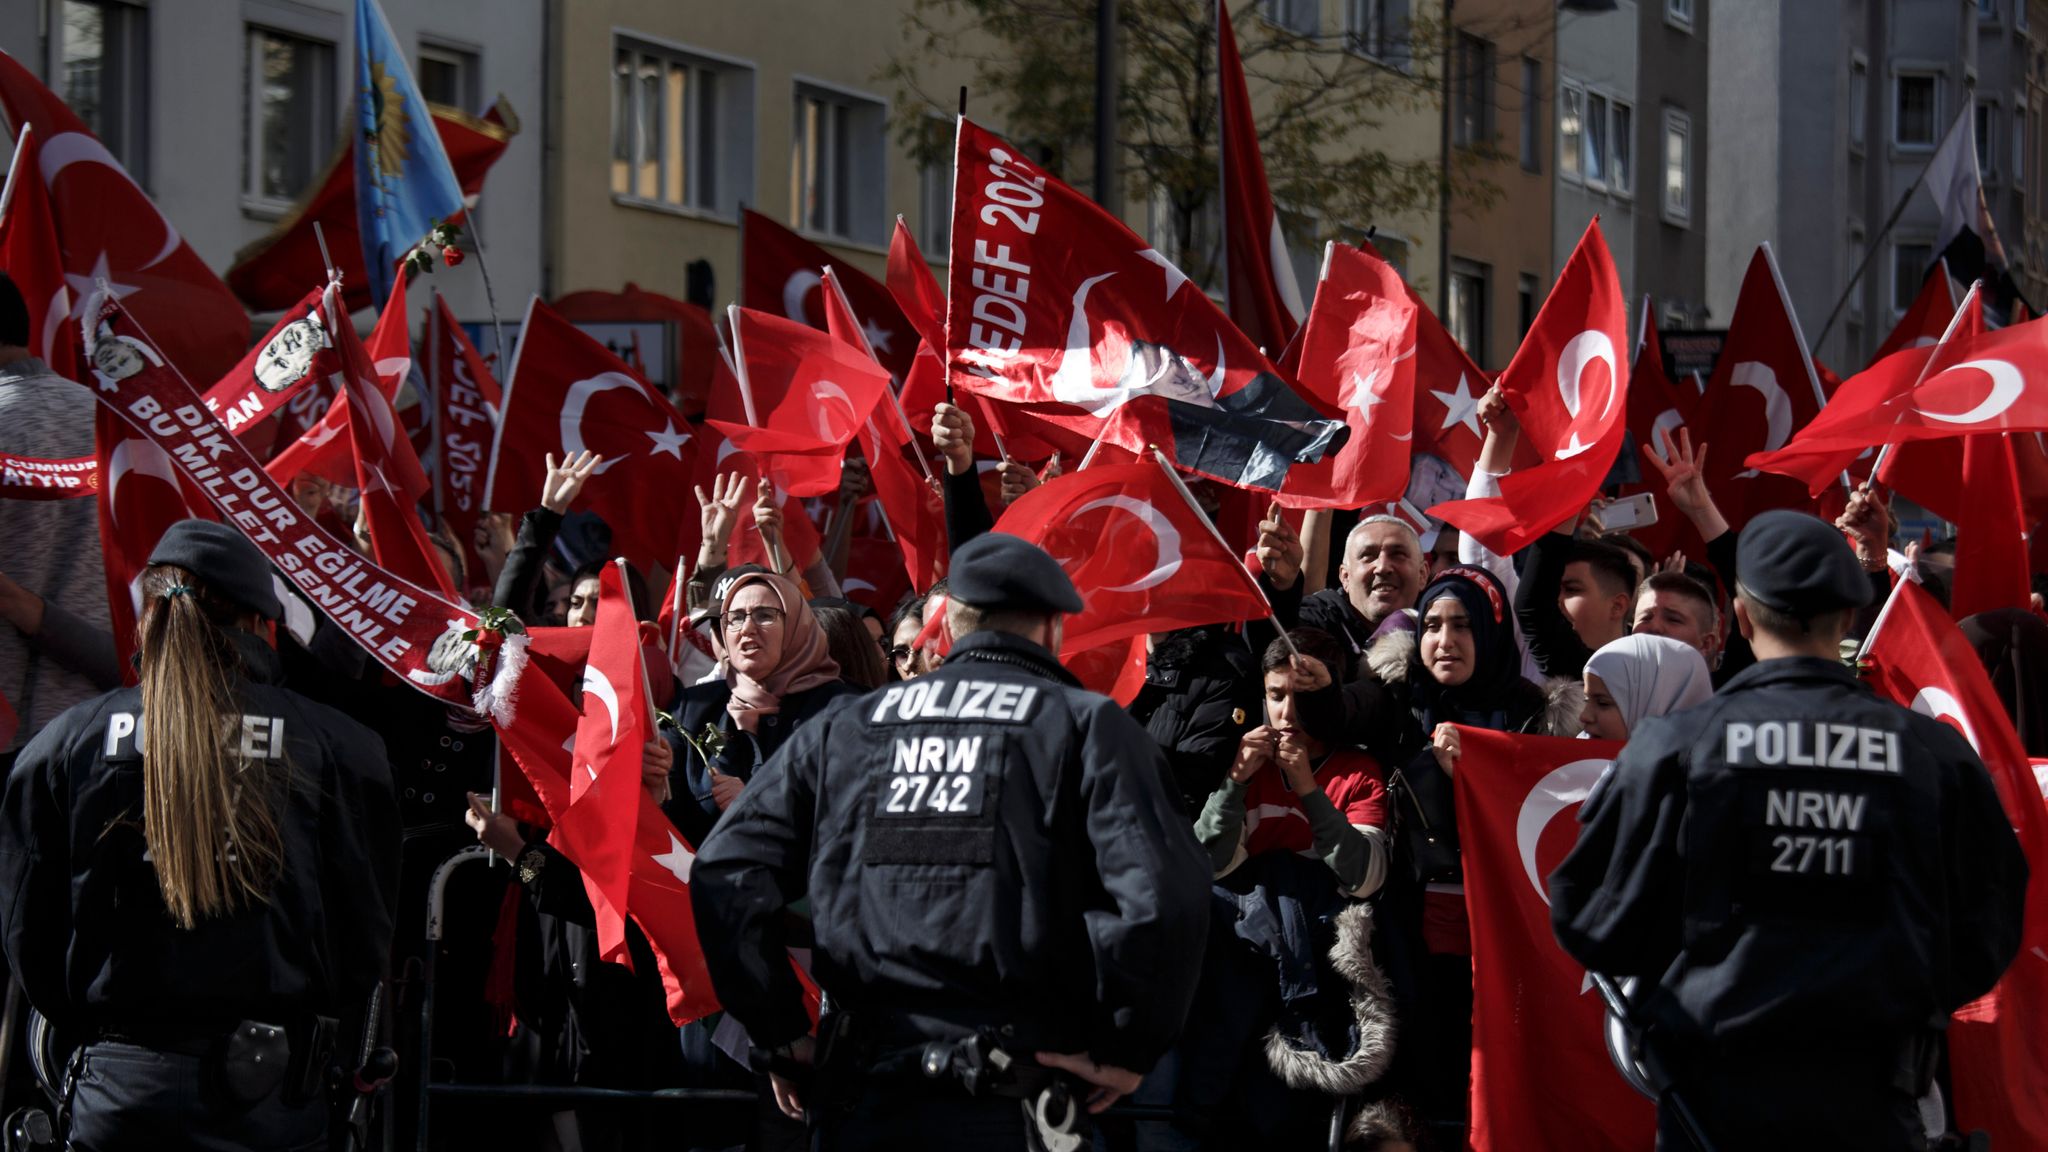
[1050,273,1119,412]
[1516,757,1613,905]
[1648,408,1686,465]
[106,437,181,529]
[812,380,857,441]
[1731,361,1794,477]
[561,373,643,474]
[1912,359,2024,426]
[581,663,621,748]
[783,271,823,323]
[1911,686,1982,754]
[41,132,181,271]
[1268,214,1307,323]
[1555,331,1618,459]
[1075,495,1183,593]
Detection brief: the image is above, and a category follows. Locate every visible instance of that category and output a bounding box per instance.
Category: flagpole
[1147,446,1300,661]
[314,221,338,280]
[1865,279,1982,491]
[618,557,670,803]
[0,127,30,233]
[972,394,1011,462]
[429,287,445,528]
[723,306,790,573]
[463,213,514,368]
[1814,107,1973,350]
[1759,241,1850,496]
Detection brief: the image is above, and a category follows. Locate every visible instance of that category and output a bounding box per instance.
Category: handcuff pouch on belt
[919,1029,1088,1152]
[210,1015,337,1109]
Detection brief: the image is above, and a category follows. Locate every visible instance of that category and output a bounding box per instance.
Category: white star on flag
[652,832,696,884]
[646,421,690,459]
[67,253,141,321]
[1431,374,1484,439]
[861,318,894,356]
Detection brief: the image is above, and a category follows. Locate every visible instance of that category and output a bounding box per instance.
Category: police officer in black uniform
[0,520,400,1151]
[1549,510,2028,1151]
[690,532,1212,1152]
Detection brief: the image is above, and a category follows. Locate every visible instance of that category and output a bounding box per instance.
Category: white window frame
[54,0,151,185]
[1560,79,1586,183]
[1583,88,1610,188]
[416,39,480,111]
[242,22,336,217]
[1661,106,1692,227]
[610,32,757,221]
[789,77,890,247]
[1849,54,1868,153]
[1344,0,1410,68]
[1262,0,1318,37]
[1893,69,1941,150]
[1666,0,1694,32]
[1977,99,2001,182]
[1608,96,1634,197]
[917,113,952,259]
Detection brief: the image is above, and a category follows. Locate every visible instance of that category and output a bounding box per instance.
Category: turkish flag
[708,305,890,497]
[484,298,694,573]
[691,422,823,579]
[1217,2,1305,356]
[1876,258,1959,364]
[1861,580,2048,1149]
[945,118,1342,491]
[553,283,720,420]
[0,49,249,385]
[842,534,915,614]
[266,272,419,490]
[1430,222,1630,555]
[0,127,79,380]
[1619,306,1704,560]
[430,293,501,583]
[1952,434,2034,618]
[1454,727,1652,1151]
[1274,242,1415,510]
[1388,241,1493,483]
[227,100,517,313]
[991,456,1272,653]
[1693,245,1831,531]
[887,218,946,356]
[94,406,208,680]
[493,654,721,1024]
[1776,316,2048,448]
[551,561,654,967]
[742,208,916,380]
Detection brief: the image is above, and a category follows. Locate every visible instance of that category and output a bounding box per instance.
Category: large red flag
[742,208,916,380]
[708,304,891,497]
[887,217,947,356]
[0,49,248,385]
[430,294,501,585]
[1274,243,1415,510]
[944,118,1342,490]
[227,101,517,313]
[93,406,208,680]
[1429,222,1630,555]
[1382,239,1493,483]
[1693,245,1831,531]
[991,455,1272,653]
[267,272,419,490]
[1217,2,1305,355]
[484,298,695,572]
[1454,727,1653,1151]
[1875,259,1958,364]
[1620,303,1704,560]
[1952,434,2034,619]
[553,283,720,420]
[552,561,653,967]
[1861,580,2048,1149]
[0,126,79,381]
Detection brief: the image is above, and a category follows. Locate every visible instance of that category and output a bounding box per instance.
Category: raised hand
[1644,427,1729,540]
[997,460,1040,506]
[1256,501,1304,589]
[931,403,976,476]
[694,472,753,560]
[541,450,604,515]
[1836,484,1891,572]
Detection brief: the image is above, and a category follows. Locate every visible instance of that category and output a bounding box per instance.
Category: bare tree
[883,0,1507,290]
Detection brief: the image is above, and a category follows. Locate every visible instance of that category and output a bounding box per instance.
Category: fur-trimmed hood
[1366,630,1585,738]
[1262,902,1395,1096]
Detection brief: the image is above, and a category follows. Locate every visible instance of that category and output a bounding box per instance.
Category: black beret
[947,532,1083,615]
[146,519,283,621]
[1735,510,1873,617]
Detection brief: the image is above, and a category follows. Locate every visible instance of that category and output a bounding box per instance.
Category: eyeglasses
[889,645,916,665]
[724,606,786,632]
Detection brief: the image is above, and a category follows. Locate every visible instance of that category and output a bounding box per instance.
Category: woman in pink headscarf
[667,568,853,845]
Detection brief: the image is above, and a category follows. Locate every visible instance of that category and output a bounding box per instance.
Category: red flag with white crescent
[266,273,418,490]
[709,303,891,497]
[1429,222,1629,555]
[93,405,208,681]
[0,126,80,381]
[1860,580,2048,1149]
[0,49,250,385]
[742,208,917,381]
[1274,242,1416,510]
[1453,727,1652,1151]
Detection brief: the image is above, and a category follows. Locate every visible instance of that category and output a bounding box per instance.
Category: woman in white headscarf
[1579,634,1715,741]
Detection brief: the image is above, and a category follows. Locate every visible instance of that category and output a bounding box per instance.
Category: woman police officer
[0,520,399,1151]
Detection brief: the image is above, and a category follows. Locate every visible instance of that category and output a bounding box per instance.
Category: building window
[1448,259,1490,366]
[1144,187,1221,292]
[1666,0,1694,31]
[60,0,149,183]
[1978,0,1998,23]
[1520,56,1542,172]
[791,83,889,245]
[1662,107,1692,226]
[244,26,335,207]
[1895,72,1939,148]
[1263,0,1318,36]
[1585,91,1609,184]
[416,42,479,110]
[1517,273,1538,339]
[1346,0,1410,66]
[2018,0,2029,32]
[1610,99,1634,194]
[1847,225,1866,319]
[1849,57,1868,150]
[2019,102,2031,190]
[1893,242,1932,313]
[611,37,753,217]
[1978,101,1999,179]
[917,116,952,257]
[1453,34,1495,150]
[1560,82,1585,180]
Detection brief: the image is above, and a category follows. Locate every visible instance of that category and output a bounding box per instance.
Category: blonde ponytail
[136,565,283,928]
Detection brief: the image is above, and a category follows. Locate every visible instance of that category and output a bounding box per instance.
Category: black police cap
[946,532,1083,615]
[146,519,283,621]
[1735,509,1873,616]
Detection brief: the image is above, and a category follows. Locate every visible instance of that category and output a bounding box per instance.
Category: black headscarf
[1959,608,2048,757]
[1412,565,1533,732]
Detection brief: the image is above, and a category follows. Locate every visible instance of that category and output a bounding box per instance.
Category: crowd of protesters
[0,266,2044,1152]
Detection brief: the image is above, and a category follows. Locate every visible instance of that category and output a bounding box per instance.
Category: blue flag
[354,0,463,308]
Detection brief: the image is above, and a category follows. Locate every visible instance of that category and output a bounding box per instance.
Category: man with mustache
[1256,509,1433,682]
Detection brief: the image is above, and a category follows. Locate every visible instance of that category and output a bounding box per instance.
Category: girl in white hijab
[1579,634,1715,741]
